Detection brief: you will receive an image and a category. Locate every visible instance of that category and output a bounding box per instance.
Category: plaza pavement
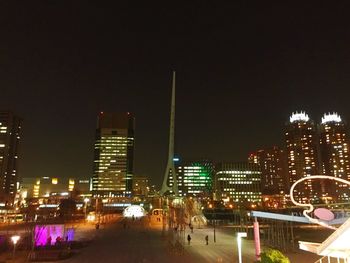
[62,217,323,263]
[0,216,329,262]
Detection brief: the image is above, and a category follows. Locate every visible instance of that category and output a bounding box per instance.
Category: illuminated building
[132,176,149,197]
[285,111,320,203]
[21,177,78,198]
[319,113,350,202]
[92,112,135,197]
[215,162,261,206]
[176,160,214,197]
[248,146,288,195]
[0,111,22,205]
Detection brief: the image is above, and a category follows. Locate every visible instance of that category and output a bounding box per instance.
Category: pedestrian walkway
[181,226,257,262]
[0,216,324,263]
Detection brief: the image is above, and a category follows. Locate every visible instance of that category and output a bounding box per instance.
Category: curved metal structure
[290,175,350,229]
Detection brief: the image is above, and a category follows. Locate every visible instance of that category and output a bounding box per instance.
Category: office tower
[0,111,22,205]
[176,160,214,197]
[285,112,320,203]
[248,146,288,195]
[319,113,350,202]
[92,112,135,197]
[215,162,261,207]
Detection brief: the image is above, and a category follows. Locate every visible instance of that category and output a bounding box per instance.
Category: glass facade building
[0,111,21,205]
[176,160,213,197]
[215,162,261,206]
[92,112,134,197]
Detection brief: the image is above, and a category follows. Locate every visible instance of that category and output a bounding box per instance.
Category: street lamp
[11,235,20,258]
[84,198,89,220]
[209,204,216,243]
[237,232,247,263]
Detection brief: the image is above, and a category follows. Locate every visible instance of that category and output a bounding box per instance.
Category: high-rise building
[92,112,135,197]
[132,176,149,197]
[176,160,214,197]
[215,162,261,207]
[319,113,350,202]
[248,146,288,195]
[0,111,22,205]
[285,112,320,203]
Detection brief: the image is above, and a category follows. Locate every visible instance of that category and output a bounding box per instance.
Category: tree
[259,249,290,263]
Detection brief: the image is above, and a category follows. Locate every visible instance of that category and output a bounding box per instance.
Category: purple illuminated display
[34,224,73,246]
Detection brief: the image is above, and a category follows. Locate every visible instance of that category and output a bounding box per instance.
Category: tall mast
[160,71,179,196]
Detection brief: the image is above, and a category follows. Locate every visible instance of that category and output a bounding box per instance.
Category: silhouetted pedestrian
[205,235,208,245]
[187,234,191,245]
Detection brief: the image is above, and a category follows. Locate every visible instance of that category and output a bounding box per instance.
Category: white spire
[160,71,179,196]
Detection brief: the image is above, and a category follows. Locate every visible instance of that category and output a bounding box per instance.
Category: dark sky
[1,2,350,187]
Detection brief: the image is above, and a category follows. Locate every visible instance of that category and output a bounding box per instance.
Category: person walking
[205,235,209,245]
[187,234,191,245]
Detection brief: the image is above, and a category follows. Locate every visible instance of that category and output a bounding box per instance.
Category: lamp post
[237,232,247,263]
[11,235,20,258]
[84,198,89,220]
[209,204,216,243]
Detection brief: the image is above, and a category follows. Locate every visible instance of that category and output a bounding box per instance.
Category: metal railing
[314,256,348,263]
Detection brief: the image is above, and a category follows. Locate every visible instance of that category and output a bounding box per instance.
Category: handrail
[314,256,348,263]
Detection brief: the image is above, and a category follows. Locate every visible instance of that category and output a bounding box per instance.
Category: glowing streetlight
[237,232,247,263]
[208,204,216,242]
[11,235,20,258]
[84,198,90,220]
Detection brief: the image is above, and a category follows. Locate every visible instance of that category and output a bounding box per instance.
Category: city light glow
[289,111,310,123]
[321,112,342,124]
[11,235,20,244]
[123,205,146,218]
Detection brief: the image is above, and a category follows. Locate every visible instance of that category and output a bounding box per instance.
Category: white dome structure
[123,205,147,218]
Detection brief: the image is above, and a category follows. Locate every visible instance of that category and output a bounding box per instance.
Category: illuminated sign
[289,111,310,123]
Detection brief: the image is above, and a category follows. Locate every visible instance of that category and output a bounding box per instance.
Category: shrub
[259,249,290,263]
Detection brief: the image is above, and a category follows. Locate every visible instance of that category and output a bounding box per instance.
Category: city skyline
[1,3,350,187]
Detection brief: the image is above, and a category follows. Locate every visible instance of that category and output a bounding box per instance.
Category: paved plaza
[61,217,321,263]
[0,216,327,262]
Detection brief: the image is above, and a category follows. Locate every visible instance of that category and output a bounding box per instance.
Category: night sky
[1,2,350,186]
